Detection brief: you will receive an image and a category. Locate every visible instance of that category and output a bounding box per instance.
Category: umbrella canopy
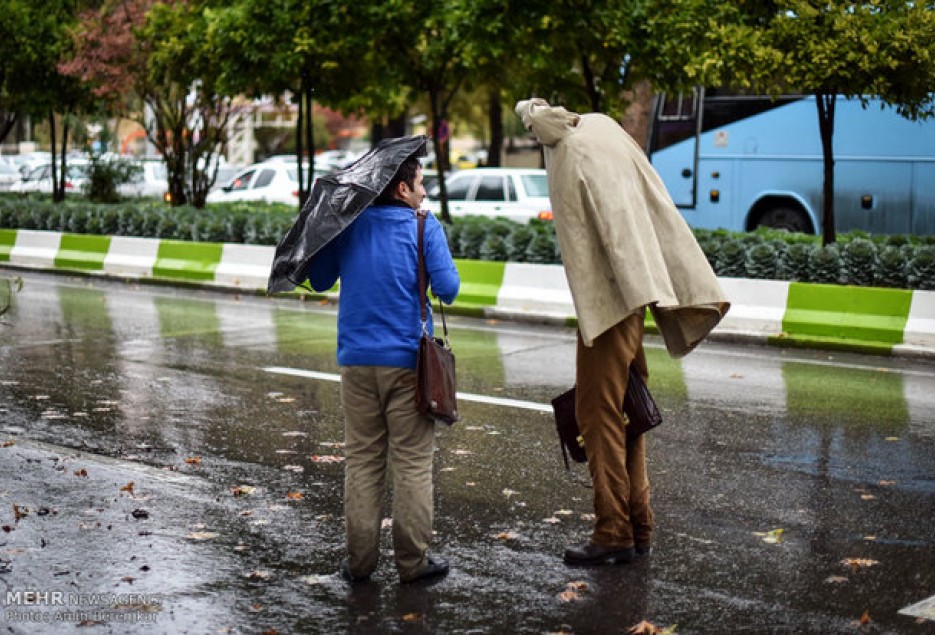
[267,135,428,293]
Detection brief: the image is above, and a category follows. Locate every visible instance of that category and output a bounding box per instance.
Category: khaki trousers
[340,366,435,581]
[576,310,653,548]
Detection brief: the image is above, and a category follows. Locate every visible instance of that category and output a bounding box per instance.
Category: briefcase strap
[416,211,448,340]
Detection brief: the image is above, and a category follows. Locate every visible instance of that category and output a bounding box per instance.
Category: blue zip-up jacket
[306,204,460,369]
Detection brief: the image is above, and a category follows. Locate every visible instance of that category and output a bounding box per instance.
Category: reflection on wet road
[1,271,934,633]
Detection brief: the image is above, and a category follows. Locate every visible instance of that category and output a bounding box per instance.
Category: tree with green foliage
[0,1,39,144]
[363,0,513,222]
[509,0,640,119]
[0,1,98,202]
[205,0,379,206]
[768,1,935,244]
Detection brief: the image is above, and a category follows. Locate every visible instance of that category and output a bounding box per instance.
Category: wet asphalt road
[1,270,934,634]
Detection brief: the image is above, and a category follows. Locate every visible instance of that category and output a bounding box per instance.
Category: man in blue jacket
[306,155,460,584]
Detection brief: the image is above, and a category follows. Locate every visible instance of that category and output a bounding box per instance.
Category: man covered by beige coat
[515,98,729,566]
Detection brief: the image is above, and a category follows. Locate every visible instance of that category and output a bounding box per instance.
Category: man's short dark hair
[375,156,421,205]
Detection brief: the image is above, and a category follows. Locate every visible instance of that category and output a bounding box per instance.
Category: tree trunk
[620,80,654,151]
[387,115,407,138]
[370,115,407,147]
[170,114,188,207]
[60,119,69,201]
[816,92,836,245]
[305,83,315,196]
[0,112,17,146]
[487,88,502,167]
[429,89,451,223]
[48,111,59,201]
[580,54,601,113]
[295,83,305,208]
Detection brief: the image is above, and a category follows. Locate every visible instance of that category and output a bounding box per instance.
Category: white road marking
[263,366,554,413]
[899,593,935,620]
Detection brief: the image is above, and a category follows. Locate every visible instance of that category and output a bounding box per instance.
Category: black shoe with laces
[340,559,371,583]
[401,555,450,583]
[564,541,635,566]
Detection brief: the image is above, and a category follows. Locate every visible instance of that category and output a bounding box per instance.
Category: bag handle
[416,210,448,340]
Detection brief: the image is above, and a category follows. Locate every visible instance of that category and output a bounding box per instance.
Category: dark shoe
[564,541,635,566]
[401,555,450,583]
[635,544,652,557]
[340,559,371,583]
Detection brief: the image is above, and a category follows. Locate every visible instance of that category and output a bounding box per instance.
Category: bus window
[702,92,803,133]
[650,91,699,153]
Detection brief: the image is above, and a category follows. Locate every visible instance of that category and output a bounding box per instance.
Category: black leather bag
[551,388,587,469]
[551,364,661,469]
[414,212,459,425]
[622,365,662,436]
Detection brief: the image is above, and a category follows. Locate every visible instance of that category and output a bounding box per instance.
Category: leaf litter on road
[841,558,880,571]
[310,455,344,463]
[627,621,677,634]
[557,581,588,603]
[753,528,784,544]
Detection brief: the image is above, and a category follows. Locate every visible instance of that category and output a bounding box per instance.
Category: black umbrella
[267,135,428,294]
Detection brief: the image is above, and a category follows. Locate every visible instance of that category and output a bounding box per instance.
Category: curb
[2,228,933,359]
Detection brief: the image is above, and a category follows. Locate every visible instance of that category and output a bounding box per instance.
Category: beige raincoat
[515,98,729,357]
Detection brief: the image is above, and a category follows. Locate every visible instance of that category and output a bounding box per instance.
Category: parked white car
[0,159,20,191]
[7,152,53,179]
[10,161,91,195]
[206,160,327,207]
[118,159,169,199]
[423,168,552,223]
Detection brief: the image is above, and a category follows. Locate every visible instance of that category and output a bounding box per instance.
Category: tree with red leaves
[61,0,238,207]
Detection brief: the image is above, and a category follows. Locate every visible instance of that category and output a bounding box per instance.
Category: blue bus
[647,89,935,236]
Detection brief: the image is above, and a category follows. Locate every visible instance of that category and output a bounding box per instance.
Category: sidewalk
[3,228,935,360]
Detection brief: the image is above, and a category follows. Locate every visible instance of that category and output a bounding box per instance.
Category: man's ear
[396,181,410,198]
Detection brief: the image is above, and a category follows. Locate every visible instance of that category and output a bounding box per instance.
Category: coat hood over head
[515,98,580,147]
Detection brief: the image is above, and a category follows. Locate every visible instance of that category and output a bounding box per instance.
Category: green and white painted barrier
[2,228,933,358]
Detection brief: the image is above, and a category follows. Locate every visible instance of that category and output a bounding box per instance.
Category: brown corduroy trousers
[575,309,654,548]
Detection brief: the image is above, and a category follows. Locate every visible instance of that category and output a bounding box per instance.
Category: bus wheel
[756,206,813,233]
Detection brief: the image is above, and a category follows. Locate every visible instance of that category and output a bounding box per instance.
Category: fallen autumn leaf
[557,589,580,602]
[841,558,879,571]
[310,455,344,463]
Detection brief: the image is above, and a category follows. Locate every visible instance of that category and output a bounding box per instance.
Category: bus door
[648,90,702,207]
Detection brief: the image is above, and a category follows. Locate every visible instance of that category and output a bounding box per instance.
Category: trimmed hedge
[0,196,295,246]
[1,195,934,290]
